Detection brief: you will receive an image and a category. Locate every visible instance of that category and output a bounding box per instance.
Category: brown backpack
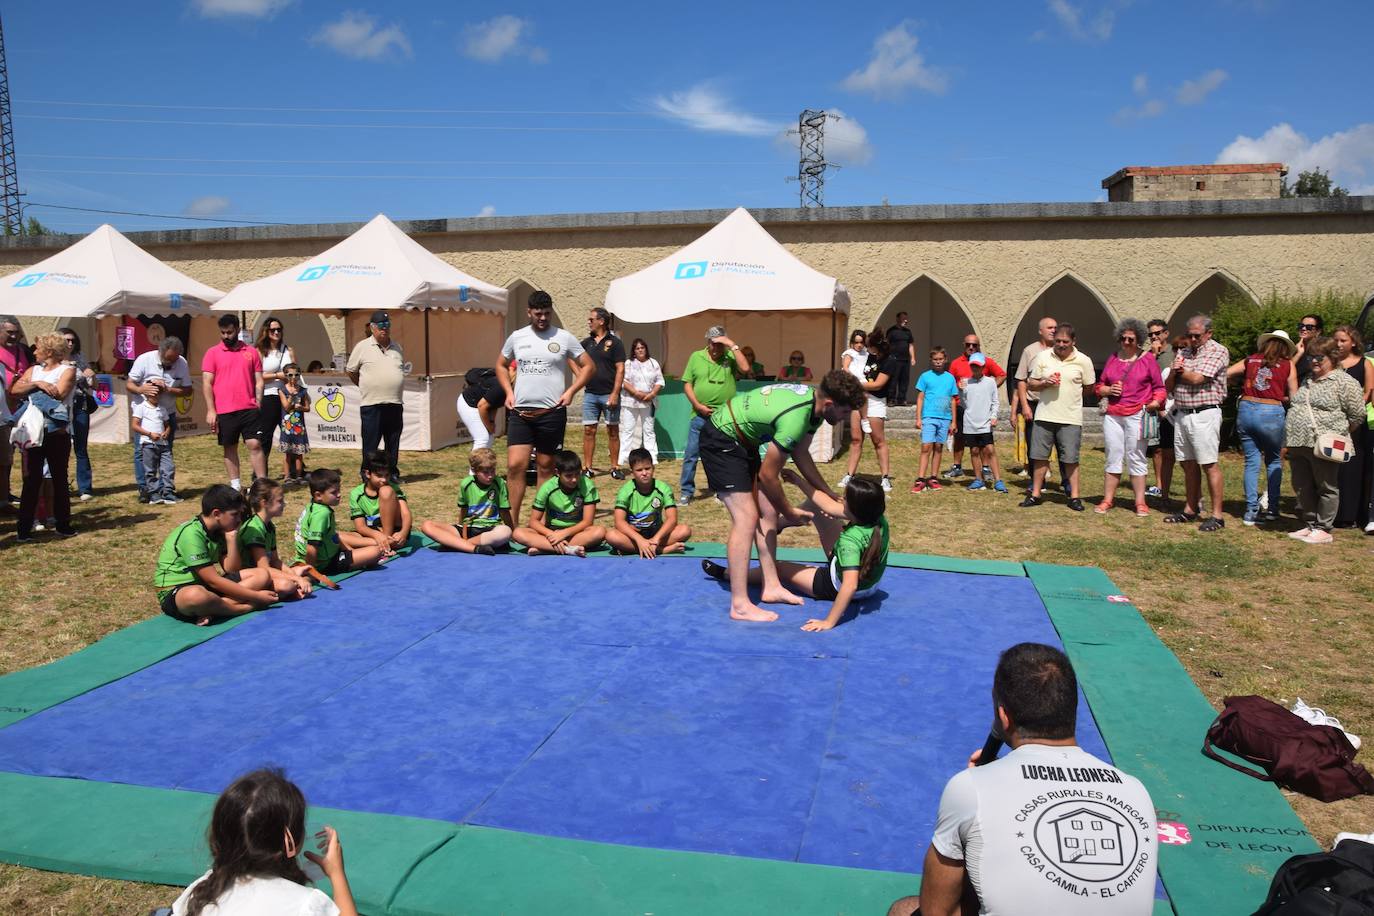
[1203,695,1374,802]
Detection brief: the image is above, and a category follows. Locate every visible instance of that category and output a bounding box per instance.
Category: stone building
[1102,163,1287,202]
[1,195,1371,380]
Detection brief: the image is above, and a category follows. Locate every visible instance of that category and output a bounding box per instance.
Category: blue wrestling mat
[0,550,1108,874]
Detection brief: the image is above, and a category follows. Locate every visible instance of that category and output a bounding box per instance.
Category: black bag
[464,366,496,388]
[1253,839,1374,915]
[1203,696,1374,802]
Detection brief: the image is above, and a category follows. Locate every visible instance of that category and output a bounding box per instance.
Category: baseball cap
[705,325,725,340]
[370,310,390,325]
[969,352,986,366]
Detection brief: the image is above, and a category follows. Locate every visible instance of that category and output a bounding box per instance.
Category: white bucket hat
[1256,328,1297,359]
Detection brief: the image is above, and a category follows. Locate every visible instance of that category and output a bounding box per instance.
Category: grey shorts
[1030,420,1082,464]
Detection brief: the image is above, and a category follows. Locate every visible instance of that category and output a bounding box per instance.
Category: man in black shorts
[202,314,267,490]
[497,291,595,521]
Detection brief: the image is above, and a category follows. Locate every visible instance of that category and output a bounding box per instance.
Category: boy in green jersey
[512,449,606,556]
[420,447,514,554]
[294,468,385,575]
[153,483,278,625]
[699,370,866,622]
[605,447,691,558]
[349,452,412,553]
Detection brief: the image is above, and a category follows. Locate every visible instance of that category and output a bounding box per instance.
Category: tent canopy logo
[297,265,330,282]
[674,261,707,280]
[13,272,46,288]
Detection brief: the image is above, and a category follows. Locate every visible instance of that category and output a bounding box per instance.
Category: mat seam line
[382,829,461,914]
[793,654,849,864]
[459,647,639,825]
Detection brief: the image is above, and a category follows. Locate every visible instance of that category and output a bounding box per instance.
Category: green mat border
[0,546,1313,914]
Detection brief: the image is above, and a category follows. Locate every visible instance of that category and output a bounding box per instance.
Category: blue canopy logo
[13,272,45,287]
[674,261,707,280]
[297,265,330,282]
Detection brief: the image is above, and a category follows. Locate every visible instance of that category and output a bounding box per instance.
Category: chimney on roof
[1101,163,1288,202]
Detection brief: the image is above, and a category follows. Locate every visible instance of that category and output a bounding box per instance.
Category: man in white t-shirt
[889,643,1157,916]
[497,290,594,520]
[126,336,193,503]
[1020,323,1096,511]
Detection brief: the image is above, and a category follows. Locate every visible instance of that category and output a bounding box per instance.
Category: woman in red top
[1225,330,1297,525]
[1094,318,1166,515]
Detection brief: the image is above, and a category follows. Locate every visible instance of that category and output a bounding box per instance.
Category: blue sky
[7,0,1372,234]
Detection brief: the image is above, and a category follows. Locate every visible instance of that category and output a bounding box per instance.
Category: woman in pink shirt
[1094,318,1166,516]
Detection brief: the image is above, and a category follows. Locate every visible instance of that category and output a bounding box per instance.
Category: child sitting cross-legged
[349,452,412,554]
[154,484,279,626]
[420,447,514,554]
[512,449,606,557]
[293,468,385,577]
[604,447,691,558]
[231,478,314,601]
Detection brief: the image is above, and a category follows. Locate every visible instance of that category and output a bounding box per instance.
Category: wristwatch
[730,345,740,352]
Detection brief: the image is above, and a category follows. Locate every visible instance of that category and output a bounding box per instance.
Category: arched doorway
[253,311,335,371]
[873,274,976,365]
[1168,270,1258,327]
[1009,271,1117,375]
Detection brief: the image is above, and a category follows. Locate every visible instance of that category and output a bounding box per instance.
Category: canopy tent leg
[829,310,837,372]
[423,309,432,378]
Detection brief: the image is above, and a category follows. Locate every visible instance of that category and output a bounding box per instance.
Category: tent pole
[830,310,837,371]
[423,309,431,378]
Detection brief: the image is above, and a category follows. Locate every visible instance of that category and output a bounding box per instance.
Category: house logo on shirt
[1020,797,1151,898]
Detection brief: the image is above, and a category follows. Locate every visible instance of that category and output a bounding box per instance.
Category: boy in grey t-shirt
[961,353,1006,492]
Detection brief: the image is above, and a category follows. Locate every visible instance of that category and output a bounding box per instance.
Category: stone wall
[1108,171,1284,202]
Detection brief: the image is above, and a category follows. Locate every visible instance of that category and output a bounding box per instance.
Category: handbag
[1304,395,1354,464]
[9,401,44,449]
[1203,695,1374,802]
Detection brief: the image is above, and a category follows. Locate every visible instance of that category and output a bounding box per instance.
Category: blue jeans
[133,420,176,496]
[71,406,92,495]
[1237,399,1285,517]
[141,439,176,501]
[679,413,708,499]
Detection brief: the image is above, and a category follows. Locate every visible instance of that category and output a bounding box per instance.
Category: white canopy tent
[0,223,222,318]
[213,213,506,376]
[604,207,850,376]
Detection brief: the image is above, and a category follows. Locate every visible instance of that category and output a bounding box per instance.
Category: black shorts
[811,562,840,601]
[1159,417,1175,450]
[963,431,994,448]
[217,407,264,446]
[700,422,760,493]
[322,549,353,575]
[611,523,663,553]
[508,406,567,453]
[159,571,240,622]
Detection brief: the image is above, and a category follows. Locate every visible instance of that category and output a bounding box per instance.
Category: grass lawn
[2,433,1372,914]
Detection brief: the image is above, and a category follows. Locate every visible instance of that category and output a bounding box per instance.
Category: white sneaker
[32,521,45,532]
[1334,832,1374,848]
[837,474,851,487]
[881,476,893,492]
[1365,521,1374,535]
[1293,698,1362,750]
[79,493,93,502]
[1288,527,1313,540]
[1302,529,1334,545]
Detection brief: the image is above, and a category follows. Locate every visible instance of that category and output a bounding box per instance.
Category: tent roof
[213,214,506,314]
[604,207,849,323]
[0,224,223,318]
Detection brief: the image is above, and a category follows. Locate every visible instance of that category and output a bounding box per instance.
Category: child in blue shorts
[913,347,958,492]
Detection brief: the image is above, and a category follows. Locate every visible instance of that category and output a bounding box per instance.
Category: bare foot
[730,603,779,622]
[759,587,805,606]
[526,546,544,556]
[662,542,686,554]
[195,617,213,627]
[559,543,587,557]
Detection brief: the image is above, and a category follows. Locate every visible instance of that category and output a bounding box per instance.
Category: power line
[21,153,779,167]
[17,114,691,133]
[26,201,294,225]
[16,99,676,117]
[26,168,697,181]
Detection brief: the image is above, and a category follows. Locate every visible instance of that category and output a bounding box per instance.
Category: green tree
[1211,287,1363,361]
[24,215,54,236]
[1280,167,1349,198]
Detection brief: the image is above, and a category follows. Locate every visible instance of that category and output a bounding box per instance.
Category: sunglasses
[374,320,391,329]
[1118,336,1137,343]
[1149,329,1167,337]
[285,372,300,378]
[964,342,979,349]
[1187,332,1204,339]
[1298,324,1318,331]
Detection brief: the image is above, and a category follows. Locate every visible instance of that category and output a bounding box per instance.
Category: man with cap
[679,326,753,506]
[347,310,406,481]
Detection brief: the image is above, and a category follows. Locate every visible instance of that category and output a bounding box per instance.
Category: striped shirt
[1171,338,1228,409]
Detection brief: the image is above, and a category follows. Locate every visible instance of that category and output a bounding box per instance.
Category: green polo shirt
[710,383,820,452]
[831,517,890,590]
[614,479,675,531]
[459,475,510,531]
[237,514,277,563]
[681,347,741,408]
[294,501,341,568]
[532,476,599,530]
[348,481,407,530]
[154,518,226,598]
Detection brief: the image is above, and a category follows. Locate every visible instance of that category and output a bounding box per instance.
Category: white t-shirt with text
[501,325,586,409]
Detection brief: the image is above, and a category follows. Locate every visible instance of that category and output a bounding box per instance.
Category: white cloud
[651,85,783,137]
[477,204,497,217]
[461,15,546,63]
[311,11,411,60]
[771,109,874,168]
[184,196,231,217]
[1176,68,1228,105]
[1217,122,1374,189]
[191,0,291,18]
[1115,98,1166,122]
[1131,73,1148,97]
[1047,0,1119,41]
[840,22,947,99]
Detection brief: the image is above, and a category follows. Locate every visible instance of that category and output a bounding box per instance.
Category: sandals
[1198,517,1225,533]
[1163,512,1199,524]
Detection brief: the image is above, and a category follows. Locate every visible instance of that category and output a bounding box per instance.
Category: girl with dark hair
[58,326,96,499]
[1331,325,1374,529]
[172,768,357,916]
[255,317,294,472]
[618,337,664,465]
[230,478,313,602]
[702,472,889,632]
